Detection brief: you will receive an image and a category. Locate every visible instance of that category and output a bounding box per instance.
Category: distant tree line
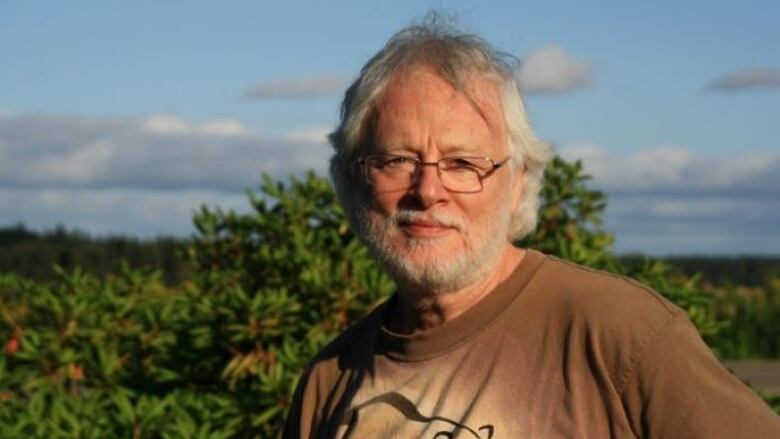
[3,223,778,287]
[665,255,780,286]
[0,224,190,286]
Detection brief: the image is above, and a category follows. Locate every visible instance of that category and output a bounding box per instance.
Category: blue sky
[1,1,778,254]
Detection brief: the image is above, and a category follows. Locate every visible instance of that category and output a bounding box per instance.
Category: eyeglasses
[358,154,510,193]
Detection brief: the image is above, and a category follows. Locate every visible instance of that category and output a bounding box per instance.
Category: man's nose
[411,163,449,207]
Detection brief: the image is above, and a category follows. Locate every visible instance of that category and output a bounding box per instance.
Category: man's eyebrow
[376,144,416,154]
[378,144,480,156]
[443,145,477,155]
[369,147,399,155]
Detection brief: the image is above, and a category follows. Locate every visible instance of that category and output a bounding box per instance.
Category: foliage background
[1,157,778,437]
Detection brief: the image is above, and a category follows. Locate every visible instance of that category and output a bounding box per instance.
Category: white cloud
[141,114,249,136]
[605,193,780,255]
[282,126,332,143]
[142,114,191,134]
[561,142,780,254]
[0,187,248,238]
[35,139,115,182]
[2,108,777,253]
[197,119,249,136]
[558,143,780,191]
[517,46,595,95]
[243,76,348,100]
[709,68,780,91]
[0,110,335,239]
[0,111,331,191]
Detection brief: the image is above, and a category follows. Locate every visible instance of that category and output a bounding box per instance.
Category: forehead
[372,66,507,155]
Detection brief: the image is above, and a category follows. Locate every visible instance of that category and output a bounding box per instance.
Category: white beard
[355,197,513,293]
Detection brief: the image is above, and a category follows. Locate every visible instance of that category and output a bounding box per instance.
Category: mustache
[390,209,466,231]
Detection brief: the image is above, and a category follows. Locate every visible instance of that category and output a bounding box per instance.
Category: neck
[389,245,526,334]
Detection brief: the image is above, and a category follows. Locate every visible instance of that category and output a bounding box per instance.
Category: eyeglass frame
[357,153,512,193]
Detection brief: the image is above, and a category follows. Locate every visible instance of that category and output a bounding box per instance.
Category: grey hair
[329,15,552,241]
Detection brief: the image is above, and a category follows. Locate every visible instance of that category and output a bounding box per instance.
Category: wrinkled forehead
[371,65,509,150]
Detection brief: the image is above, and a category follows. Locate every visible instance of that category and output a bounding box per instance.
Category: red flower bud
[5,338,18,355]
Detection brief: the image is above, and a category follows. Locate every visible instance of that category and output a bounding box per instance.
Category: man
[284,19,780,438]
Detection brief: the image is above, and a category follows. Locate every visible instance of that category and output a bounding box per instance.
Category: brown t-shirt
[284,250,780,438]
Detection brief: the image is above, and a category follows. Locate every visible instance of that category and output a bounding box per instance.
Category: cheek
[459,189,512,229]
[454,195,492,219]
[370,192,398,215]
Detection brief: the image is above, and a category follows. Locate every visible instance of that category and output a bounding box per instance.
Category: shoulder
[311,301,384,365]
[298,300,385,389]
[285,303,385,437]
[527,252,686,329]
[519,252,692,391]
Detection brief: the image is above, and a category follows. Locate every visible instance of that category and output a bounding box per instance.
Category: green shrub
[707,278,780,359]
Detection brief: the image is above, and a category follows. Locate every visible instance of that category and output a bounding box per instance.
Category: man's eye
[445,158,480,170]
[454,158,475,167]
[382,157,413,168]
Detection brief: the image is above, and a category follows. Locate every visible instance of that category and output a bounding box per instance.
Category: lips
[401,219,445,228]
[390,209,465,238]
[398,219,454,237]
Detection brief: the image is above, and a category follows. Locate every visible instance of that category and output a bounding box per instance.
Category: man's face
[355,66,523,292]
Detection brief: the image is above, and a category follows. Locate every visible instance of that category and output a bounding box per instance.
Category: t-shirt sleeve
[620,314,780,438]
